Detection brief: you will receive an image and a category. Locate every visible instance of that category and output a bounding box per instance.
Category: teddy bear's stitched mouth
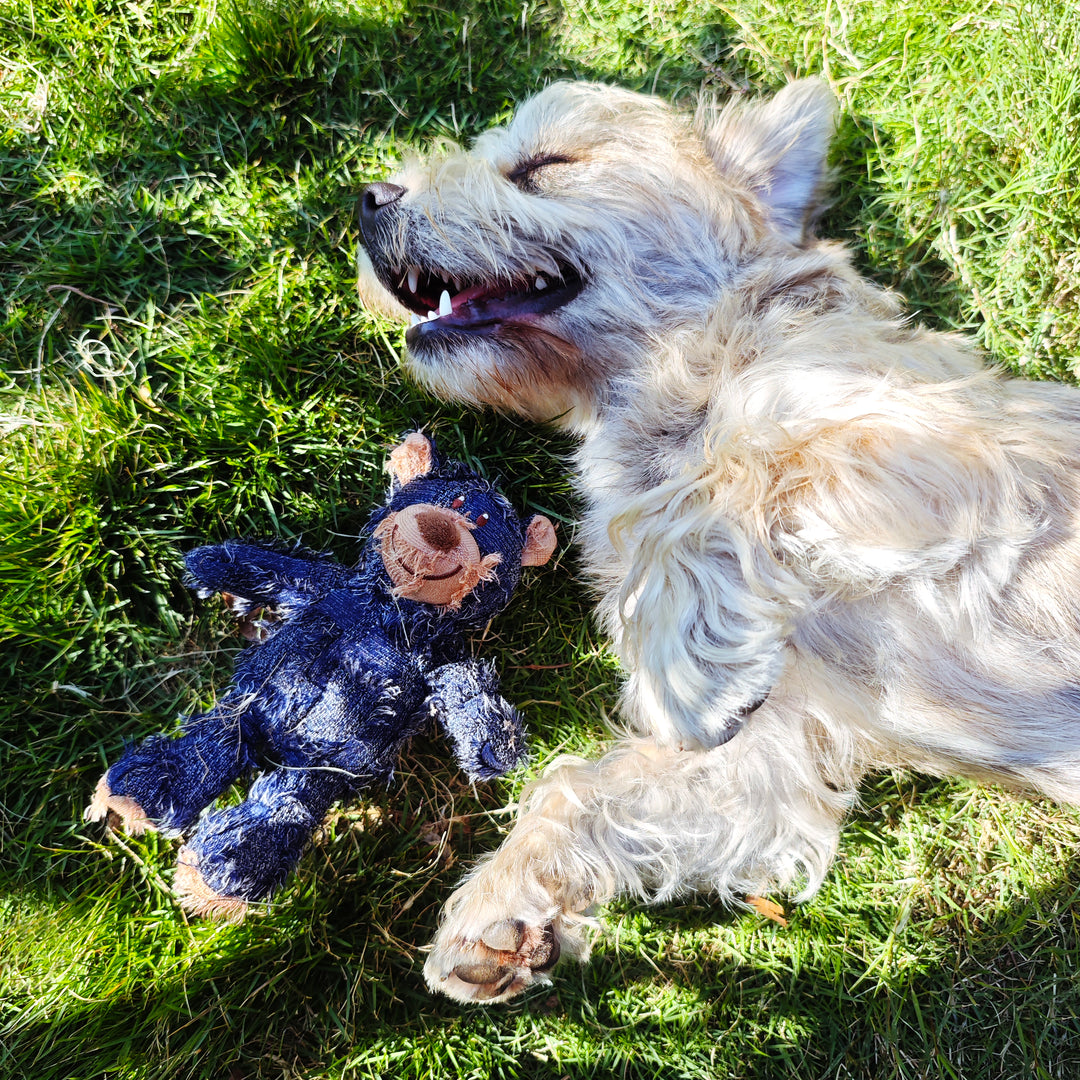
[381,525,467,584]
[409,562,462,582]
[386,260,584,342]
[374,508,503,610]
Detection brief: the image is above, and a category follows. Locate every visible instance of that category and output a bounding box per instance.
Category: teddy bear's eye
[475,512,490,527]
[451,496,465,510]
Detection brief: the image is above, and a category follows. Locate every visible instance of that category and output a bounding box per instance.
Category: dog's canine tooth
[408,266,420,294]
[438,290,453,316]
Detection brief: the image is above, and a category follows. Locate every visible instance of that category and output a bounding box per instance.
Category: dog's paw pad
[426,919,561,1003]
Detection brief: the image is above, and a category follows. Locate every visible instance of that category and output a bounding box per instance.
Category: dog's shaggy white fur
[357,79,1080,1004]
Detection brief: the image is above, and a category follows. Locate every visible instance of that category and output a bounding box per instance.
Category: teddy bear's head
[368,433,556,624]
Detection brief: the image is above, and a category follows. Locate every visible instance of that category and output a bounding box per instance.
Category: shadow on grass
[8,831,1080,1079]
[571,882,1080,1078]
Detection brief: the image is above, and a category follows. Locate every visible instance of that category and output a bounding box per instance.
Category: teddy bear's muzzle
[375,504,501,608]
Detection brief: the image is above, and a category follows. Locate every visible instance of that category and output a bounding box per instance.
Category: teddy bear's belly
[240,627,430,779]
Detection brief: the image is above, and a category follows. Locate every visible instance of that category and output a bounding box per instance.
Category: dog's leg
[424,708,852,1003]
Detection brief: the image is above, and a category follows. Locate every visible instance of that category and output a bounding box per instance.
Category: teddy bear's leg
[173,766,350,921]
[86,701,257,836]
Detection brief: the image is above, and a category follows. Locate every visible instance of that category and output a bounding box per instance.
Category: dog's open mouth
[387,262,584,343]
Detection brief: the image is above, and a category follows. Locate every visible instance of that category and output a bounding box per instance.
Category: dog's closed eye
[507,153,574,192]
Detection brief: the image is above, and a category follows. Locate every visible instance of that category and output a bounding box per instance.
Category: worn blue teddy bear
[87,433,556,920]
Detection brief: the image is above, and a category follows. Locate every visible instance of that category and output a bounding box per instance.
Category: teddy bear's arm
[425,660,528,780]
[185,542,355,620]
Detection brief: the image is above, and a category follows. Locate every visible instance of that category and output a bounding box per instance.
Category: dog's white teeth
[408,267,420,294]
[535,276,547,291]
[428,309,438,319]
[409,313,421,327]
[438,290,453,317]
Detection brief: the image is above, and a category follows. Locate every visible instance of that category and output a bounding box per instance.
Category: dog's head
[358,80,836,426]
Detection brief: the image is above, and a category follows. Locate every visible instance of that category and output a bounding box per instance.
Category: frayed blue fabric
[94,436,546,910]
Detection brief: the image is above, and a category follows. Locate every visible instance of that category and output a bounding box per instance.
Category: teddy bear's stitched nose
[416,509,461,552]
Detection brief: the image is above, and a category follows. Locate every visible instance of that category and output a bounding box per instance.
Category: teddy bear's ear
[520,515,556,567]
[386,432,437,487]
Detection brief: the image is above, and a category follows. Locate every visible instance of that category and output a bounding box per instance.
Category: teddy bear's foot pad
[85,776,152,836]
[174,846,252,923]
[425,919,561,1003]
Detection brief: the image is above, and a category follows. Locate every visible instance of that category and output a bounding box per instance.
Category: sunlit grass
[3,1,1080,1077]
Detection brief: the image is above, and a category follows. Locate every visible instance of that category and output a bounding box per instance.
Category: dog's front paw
[424,917,563,1003]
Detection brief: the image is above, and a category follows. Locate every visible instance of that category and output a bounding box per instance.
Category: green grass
[3,0,1080,1076]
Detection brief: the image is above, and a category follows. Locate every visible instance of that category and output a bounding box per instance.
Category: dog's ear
[702,79,836,244]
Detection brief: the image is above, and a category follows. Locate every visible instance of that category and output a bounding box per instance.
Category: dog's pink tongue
[452,283,495,309]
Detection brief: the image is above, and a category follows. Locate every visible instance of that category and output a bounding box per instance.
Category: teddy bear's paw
[173,846,252,924]
[424,916,566,1003]
[85,775,153,836]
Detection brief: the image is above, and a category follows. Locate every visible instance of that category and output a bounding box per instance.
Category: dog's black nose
[359,182,406,237]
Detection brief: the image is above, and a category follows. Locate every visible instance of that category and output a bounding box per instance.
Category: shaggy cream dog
[357,79,1080,1004]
